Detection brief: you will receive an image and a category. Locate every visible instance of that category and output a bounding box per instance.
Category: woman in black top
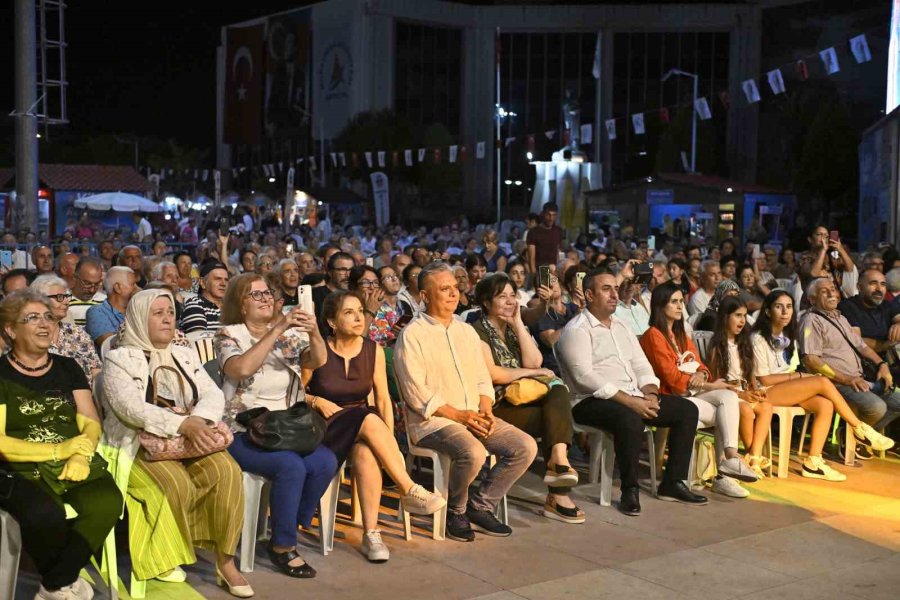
[0,289,122,599]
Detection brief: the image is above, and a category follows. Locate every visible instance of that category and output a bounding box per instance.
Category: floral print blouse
[50,321,102,386]
[368,301,402,346]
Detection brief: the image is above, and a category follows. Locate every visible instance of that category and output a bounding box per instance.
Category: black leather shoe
[657,480,709,506]
[618,487,641,516]
[267,544,316,578]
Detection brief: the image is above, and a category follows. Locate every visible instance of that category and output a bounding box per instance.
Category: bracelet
[51,444,59,462]
[364,309,376,317]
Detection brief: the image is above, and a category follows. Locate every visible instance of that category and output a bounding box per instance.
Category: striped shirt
[66,291,107,326]
[180,294,222,335]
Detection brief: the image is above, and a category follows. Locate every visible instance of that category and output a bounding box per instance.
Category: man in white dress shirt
[557,270,707,516]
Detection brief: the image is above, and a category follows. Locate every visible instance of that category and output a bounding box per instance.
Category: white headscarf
[119,289,188,406]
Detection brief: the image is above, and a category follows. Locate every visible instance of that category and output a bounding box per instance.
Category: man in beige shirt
[395,262,537,542]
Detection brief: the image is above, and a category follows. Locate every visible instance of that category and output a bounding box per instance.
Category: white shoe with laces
[711,475,750,498]
[362,530,390,563]
[401,483,446,515]
[802,455,847,482]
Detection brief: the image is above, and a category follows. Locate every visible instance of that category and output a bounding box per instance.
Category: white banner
[694,97,712,120]
[820,47,840,75]
[766,69,786,95]
[850,34,871,64]
[377,151,385,168]
[604,119,616,141]
[417,148,426,163]
[404,149,413,166]
[365,152,373,168]
[449,145,458,163]
[370,171,390,227]
[742,79,761,103]
[313,26,356,139]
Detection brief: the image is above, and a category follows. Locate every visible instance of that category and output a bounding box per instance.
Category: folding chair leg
[240,478,262,573]
[587,432,603,484]
[844,423,856,467]
[130,574,146,599]
[777,414,793,478]
[797,414,811,456]
[646,429,658,496]
[432,455,450,541]
[318,466,343,555]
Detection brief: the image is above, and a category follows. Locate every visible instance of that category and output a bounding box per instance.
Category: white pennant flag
[449,145,458,163]
[365,152,373,168]
[377,151,386,168]
[295,158,303,164]
[504,137,515,147]
[631,113,645,135]
[820,47,840,75]
[545,130,556,140]
[476,141,486,159]
[604,118,616,141]
[339,152,346,167]
[232,168,238,178]
[766,69,786,95]
[417,148,426,163]
[580,123,593,144]
[850,34,871,64]
[202,169,209,181]
[278,162,284,173]
[309,157,317,170]
[404,149,413,166]
[694,97,712,120]
[330,152,338,167]
[742,79,761,103]
[193,169,199,179]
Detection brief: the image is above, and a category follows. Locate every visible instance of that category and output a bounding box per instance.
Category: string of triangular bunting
[143,26,879,181]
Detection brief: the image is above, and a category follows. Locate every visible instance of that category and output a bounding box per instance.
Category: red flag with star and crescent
[224,24,265,145]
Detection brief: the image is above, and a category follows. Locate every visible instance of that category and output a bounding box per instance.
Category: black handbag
[235,401,326,456]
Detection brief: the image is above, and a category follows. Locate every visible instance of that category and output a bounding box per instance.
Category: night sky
[1,1,309,148]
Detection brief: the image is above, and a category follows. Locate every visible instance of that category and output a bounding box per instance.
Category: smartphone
[632,261,654,285]
[218,217,230,236]
[297,284,314,315]
[0,250,12,271]
[829,230,840,259]
[751,244,762,259]
[538,265,552,289]
[558,251,566,264]
[365,257,374,267]
[647,235,656,251]
[395,313,414,328]
[575,271,586,292]
[286,243,294,255]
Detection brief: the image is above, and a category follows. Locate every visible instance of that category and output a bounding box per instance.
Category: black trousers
[572,394,698,491]
[493,384,575,494]
[0,469,122,590]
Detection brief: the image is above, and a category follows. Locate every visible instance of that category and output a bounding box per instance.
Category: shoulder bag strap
[810,310,869,365]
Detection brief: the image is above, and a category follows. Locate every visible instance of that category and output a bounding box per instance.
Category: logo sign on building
[314,28,355,140]
[646,189,674,205]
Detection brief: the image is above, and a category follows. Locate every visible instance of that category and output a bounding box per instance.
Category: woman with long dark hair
[667,258,693,296]
[707,297,773,478]
[640,283,758,497]
[751,290,893,480]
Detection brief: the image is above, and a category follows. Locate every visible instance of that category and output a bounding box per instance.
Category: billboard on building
[313,25,356,140]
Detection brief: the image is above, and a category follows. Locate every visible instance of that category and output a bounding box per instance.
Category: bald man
[57,252,79,289]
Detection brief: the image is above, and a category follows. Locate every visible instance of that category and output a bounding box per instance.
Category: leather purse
[504,375,565,406]
[235,401,326,456]
[139,365,233,462]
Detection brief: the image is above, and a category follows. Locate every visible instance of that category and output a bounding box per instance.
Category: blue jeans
[228,433,339,548]
[834,382,900,431]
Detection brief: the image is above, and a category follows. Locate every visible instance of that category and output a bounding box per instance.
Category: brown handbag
[138,364,233,462]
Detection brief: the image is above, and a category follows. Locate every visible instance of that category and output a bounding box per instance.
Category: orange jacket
[639,326,711,396]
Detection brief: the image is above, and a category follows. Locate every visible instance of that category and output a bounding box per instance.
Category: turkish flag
[224,24,264,145]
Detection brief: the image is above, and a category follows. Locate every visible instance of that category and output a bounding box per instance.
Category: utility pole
[14,0,39,233]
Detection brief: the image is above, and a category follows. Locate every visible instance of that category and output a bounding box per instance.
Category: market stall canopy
[74,192,163,212]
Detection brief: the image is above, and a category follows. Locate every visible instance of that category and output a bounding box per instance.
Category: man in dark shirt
[313,251,354,335]
[839,269,900,356]
[527,202,563,272]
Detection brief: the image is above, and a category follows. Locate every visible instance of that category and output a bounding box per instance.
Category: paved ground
[14,451,900,600]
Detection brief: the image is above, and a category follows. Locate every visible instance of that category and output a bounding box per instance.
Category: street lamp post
[661,68,697,174]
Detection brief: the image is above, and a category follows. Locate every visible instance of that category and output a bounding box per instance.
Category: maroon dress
[307,337,378,464]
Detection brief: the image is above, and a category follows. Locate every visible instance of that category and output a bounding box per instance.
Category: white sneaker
[802,455,847,482]
[855,423,895,452]
[712,476,750,498]
[34,583,74,600]
[362,530,390,563]
[717,457,760,483]
[401,484,447,515]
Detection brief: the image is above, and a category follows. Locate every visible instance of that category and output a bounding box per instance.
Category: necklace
[8,353,52,372]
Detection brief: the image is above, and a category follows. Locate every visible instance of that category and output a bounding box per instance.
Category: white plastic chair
[192,337,217,364]
[771,406,807,478]
[573,422,657,507]
[690,330,714,363]
[0,505,118,600]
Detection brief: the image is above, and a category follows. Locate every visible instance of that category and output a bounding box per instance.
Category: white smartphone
[365,257,374,267]
[647,235,656,251]
[297,284,314,315]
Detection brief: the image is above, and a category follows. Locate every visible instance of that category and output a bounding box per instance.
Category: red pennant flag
[796,59,809,81]
[434,148,441,163]
[459,145,467,162]
[718,90,731,110]
[562,129,571,146]
[659,107,670,124]
[392,151,399,167]
[351,153,359,168]
[527,135,535,152]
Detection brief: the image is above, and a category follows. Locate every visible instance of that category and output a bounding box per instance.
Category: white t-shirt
[137,218,153,241]
[687,288,712,316]
[751,332,792,377]
[725,341,744,384]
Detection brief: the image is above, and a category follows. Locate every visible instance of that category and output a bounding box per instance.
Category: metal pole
[691,74,698,173]
[495,28,501,226]
[14,0,39,233]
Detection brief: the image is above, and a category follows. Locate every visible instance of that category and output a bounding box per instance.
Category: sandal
[266,543,316,579]
[540,494,586,525]
[744,455,766,479]
[543,464,579,487]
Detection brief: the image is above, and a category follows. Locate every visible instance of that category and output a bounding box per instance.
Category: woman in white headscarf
[100,289,253,598]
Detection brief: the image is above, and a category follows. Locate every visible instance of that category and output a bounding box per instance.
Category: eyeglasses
[75,275,102,289]
[331,267,351,273]
[247,289,274,302]
[17,312,58,325]
[358,280,381,288]
[45,293,73,303]
[381,275,399,282]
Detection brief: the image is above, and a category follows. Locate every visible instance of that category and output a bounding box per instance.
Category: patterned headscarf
[708,279,740,313]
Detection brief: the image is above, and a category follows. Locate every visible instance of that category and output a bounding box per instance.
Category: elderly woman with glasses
[214,273,336,578]
[30,274,102,386]
[0,289,122,600]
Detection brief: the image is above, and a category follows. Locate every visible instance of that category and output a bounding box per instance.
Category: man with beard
[839,269,900,359]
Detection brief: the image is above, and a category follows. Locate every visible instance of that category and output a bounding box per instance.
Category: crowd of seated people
[1,209,899,599]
